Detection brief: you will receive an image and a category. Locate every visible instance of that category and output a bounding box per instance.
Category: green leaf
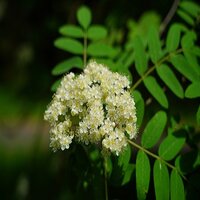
[132,90,145,127]
[52,57,83,75]
[136,150,151,200]
[179,1,200,18]
[175,150,200,174]
[105,156,113,177]
[185,82,200,98]
[147,26,162,63]
[133,35,148,75]
[183,51,200,75]
[141,111,167,149]
[88,25,107,40]
[51,79,61,92]
[170,54,199,82]
[59,25,84,38]
[118,144,131,172]
[197,105,200,125]
[170,170,185,200]
[143,76,168,108]
[87,43,118,57]
[121,164,135,186]
[156,64,184,98]
[181,31,196,49]
[77,6,91,29]
[158,129,186,161]
[123,51,135,69]
[177,9,194,26]
[166,24,181,52]
[54,38,83,54]
[153,160,169,200]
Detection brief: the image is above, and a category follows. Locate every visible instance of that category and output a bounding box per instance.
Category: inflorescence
[44,61,137,155]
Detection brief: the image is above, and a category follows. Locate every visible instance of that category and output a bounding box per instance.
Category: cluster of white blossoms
[44,61,137,155]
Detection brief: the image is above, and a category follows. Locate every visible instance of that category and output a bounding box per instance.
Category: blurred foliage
[0,0,200,200]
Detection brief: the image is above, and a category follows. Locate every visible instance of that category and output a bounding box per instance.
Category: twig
[160,0,180,35]
[130,48,183,92]
[127,139,187,181]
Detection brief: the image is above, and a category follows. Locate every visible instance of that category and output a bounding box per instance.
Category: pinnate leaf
[52,57,83,75]
[143,76,168,108]
[51,79,61,92]
[153,160,169,200]
[141,111,167,149]
[166,24,181,52]
[59,25,84,38]
[179,1,200,18]
[132,90,145,127]
[87,43,117,57]
[185,82,200,98]
[133,35,148,75]
[88,25,107,40]
[148,26,162,63]
[54,38,83,54]
[158,129,186,161]
[77,6,91,29]
[156,64,184,98]
[170,54,199,82]
[136,150,151,200]
[177,9,194,26]
[170,170,185,200]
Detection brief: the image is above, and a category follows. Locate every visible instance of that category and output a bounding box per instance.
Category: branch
[160,0,180,35]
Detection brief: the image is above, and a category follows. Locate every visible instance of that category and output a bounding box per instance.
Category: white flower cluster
[44,61,137,155]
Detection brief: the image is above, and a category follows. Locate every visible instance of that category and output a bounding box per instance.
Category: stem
[127,139,187,181]
[104,157,108,200]
[160,0,180,35]
[130,48,183,92]
[83,32,87,67]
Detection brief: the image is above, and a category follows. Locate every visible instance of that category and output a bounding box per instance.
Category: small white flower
[44,61,137,155]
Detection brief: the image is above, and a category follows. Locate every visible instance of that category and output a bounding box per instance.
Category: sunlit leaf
[132,90,145,127]
[153,160,169,200]
[185,82,200,98]
[141,111,167,149]
[143,76,168,108]
[136,150,150,200]
[170,170,185,200]
[87,43,118,57]
[166,24,181,52]
[54,38,83,54]
[77,6,91,29]
[147,26,162,63]
[170,54,199,82]
[156,64,184,98]
[88,25,107,40]
[133,35,148,75]
[159,129,186,161]
[59,25,84,38]
[52,56,83,75]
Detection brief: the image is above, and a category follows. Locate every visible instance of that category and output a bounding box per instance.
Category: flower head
[44,61,137,155]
